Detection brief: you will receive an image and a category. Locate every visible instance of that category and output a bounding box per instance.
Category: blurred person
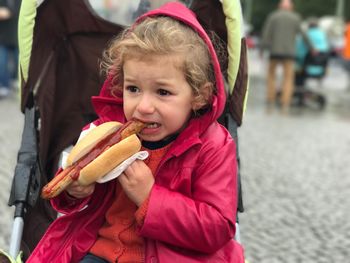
[0,0,21,99]
[295,17,330,86]
[343,21,350,89]
[344,21,350,61]
[304,18,329,53]
[261,0,304,113]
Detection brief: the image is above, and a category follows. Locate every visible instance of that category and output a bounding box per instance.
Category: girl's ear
[192,82,213,111]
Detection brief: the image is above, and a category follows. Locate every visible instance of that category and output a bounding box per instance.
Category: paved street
[1,50,350,262]
[239,51,350,262]
[0,93,22,253]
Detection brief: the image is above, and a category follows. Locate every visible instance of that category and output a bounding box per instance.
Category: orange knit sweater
[90,144,172,263]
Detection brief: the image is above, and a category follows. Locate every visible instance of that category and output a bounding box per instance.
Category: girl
[27,2,244,262]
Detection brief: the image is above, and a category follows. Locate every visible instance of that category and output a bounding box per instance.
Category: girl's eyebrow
[154,81,168,86]
[124,76,175,86]
[123,76,137,82]
[154,78,175,85]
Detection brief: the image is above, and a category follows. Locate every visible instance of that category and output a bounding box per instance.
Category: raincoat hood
[92,1,226,129]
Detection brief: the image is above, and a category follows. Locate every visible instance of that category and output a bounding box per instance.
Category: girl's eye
[125,85,139,93]
[158,89,171,96]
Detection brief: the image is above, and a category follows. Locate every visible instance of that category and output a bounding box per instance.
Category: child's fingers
[117,161,154,206]
[118,173,128,184]
[66,181,95,199]
[118,161,139,182]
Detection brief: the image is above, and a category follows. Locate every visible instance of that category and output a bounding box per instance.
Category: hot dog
[41,119,146,199]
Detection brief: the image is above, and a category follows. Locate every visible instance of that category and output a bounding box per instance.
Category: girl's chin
[139,134,162,142]
[139,125,161,137]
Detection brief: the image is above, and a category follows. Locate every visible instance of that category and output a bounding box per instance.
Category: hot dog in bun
[41,119,146,199]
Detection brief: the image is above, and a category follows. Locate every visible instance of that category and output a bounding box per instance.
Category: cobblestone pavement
[239,51,350,263]
[1,51,350,262]
[0,93,23,253]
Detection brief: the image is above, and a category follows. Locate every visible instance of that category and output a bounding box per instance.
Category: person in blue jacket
[295,17,330,83]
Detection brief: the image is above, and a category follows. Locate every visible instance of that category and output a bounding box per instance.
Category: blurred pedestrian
[295,17,330,86]
[0,0,21,99]
[343,21,350,89]
[261,0,304,113]
[343,22,350,62]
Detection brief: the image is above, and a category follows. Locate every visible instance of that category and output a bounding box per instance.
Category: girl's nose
[136,94,155,114]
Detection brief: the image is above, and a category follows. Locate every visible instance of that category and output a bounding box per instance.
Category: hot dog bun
[67,121,122,166]
[41,120,145,199]
[78,134,141,185]
[66,121,142,185]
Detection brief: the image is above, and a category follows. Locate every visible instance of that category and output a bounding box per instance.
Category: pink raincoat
[27,2,245,262]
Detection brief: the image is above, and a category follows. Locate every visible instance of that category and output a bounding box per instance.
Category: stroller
[292,24,330,110]
[5,0,248,261]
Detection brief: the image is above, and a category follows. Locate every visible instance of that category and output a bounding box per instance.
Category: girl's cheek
[123,103,134,120]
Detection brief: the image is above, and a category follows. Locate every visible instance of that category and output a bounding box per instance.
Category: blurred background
[239,0,350,262]
[242,0,350,57]
[1,0,350,262]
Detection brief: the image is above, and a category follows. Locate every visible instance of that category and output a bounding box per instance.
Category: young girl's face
[123,55,195,142]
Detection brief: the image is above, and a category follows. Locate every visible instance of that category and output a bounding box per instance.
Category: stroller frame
[293,51,329,110]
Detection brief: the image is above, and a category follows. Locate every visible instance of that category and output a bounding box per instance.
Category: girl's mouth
[140,122,161,135]
[146,122,160,129]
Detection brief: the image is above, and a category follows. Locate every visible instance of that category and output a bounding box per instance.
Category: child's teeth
[148,123,158,128]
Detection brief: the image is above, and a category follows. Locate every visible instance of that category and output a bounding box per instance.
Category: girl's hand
[65,181,95,199]
[118,160,154,206]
